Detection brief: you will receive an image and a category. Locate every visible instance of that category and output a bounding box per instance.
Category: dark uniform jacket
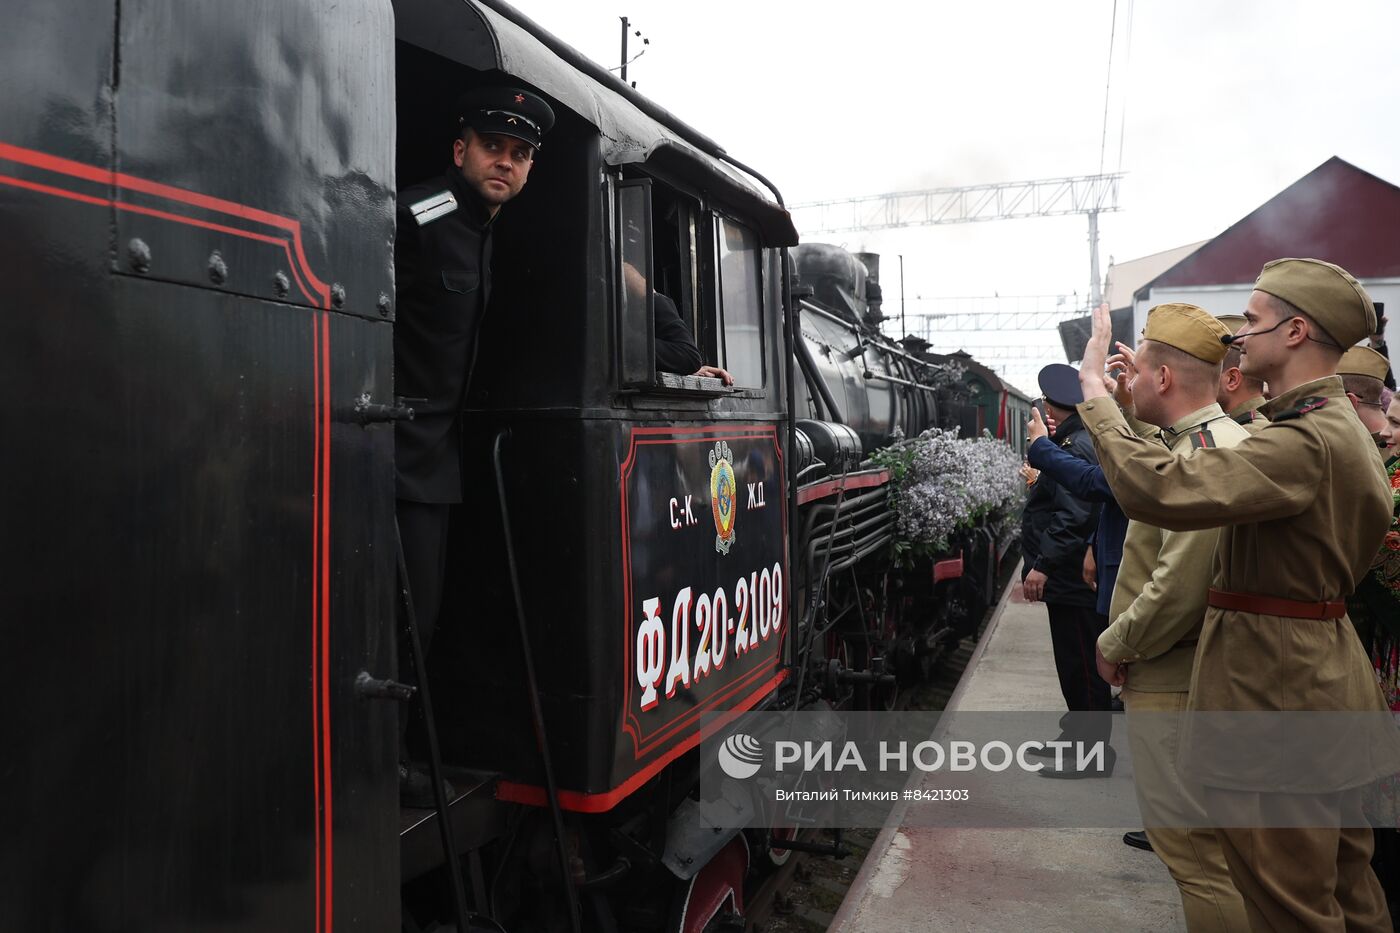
[1027,437,1125,616]
[393,169,495,504]
[654,292,703,376]
[1020,412,1101,609]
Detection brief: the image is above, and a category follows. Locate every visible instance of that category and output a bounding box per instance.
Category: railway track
[743,559,1015,932]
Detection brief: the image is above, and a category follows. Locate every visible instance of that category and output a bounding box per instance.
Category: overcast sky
[514,0,1400,389]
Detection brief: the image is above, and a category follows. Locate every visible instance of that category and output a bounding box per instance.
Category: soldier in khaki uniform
[1339,345,1392,444]
[1336,346,1393,648]
[1215,313,1269,433]
[1093,304,1249,931]
[1076,259,1400,932]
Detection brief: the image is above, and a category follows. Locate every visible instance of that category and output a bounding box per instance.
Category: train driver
[392,85,554,806]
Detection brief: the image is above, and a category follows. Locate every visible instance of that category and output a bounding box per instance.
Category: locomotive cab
[393,0,798,827]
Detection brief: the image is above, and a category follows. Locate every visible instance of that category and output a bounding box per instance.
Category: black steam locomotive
[2,1,1022,930]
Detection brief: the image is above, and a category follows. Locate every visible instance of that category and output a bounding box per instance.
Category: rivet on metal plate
[208,251,228,285]
[127,238,151,273]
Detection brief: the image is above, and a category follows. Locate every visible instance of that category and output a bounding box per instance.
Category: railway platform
[829,568,1187,932]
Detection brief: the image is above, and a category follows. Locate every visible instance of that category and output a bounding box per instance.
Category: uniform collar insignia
[1164,404,1227,438]
[1270,395,1329,423]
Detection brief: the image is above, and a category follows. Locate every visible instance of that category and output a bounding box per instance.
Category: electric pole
[619,16,629,83]
[899,254,906,336]
[617,17,649,87]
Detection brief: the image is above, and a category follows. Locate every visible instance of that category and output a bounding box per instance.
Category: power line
[1097,0,1118,177]
[1115,0,1135,173]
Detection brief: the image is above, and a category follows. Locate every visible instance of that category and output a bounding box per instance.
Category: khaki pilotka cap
[1338,345,1390,381]
[1216,313,1247,336]
[1252,257,1377,347]
[1141,302,1231,363]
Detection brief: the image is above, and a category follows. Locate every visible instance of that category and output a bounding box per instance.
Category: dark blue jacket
[1019,414,1101,609]
[1028,436,1126,615]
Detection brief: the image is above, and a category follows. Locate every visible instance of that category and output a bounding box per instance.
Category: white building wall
[1134,278,1400,375]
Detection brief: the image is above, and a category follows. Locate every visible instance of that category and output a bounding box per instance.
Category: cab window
[614,172,767,393]
[715,216,764,387]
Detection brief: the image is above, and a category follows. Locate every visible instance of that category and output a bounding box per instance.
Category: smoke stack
[854,252,881,284]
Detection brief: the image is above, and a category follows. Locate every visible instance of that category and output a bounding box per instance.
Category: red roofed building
[1133,157,1400,356]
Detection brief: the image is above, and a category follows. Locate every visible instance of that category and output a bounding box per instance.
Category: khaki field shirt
[1100,403,1249,692]
[1079,376,1400,790]
[1228,395,1270,435]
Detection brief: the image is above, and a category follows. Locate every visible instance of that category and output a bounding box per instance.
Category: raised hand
[1106,342,1137,412]
[1079,303,1114,400]
[1027,407,1049,444]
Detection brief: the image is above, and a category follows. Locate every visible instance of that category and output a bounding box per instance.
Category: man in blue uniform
[1020,364,1113,771]
[393,86,554,804]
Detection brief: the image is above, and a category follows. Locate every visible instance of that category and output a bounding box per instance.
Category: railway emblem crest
[709,440,737,554]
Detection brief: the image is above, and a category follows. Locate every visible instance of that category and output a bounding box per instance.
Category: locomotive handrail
[864,371,941,394]
[394,521,471,931]
[706,148,803,692]
[492,431,583,933]
[877,340,948,370]
[793,331,843,422]
[800,300,862,334]
[798,299,947,372]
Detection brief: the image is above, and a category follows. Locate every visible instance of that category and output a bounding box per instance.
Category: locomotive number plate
[619,424,787,759]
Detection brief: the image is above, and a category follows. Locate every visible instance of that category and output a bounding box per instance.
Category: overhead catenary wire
[1115,0,1134,173]
[1097,0,1119,178]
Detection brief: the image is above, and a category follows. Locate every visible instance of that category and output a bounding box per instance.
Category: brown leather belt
[1207,588,1346,620]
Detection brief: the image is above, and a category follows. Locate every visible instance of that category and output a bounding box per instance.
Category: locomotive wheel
[766,825,799,868]
[753,761,831,877]
[823,633,857,709]
[666,836,749,933]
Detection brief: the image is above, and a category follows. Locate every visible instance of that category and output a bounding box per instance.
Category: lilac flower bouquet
[873,428,1023,563]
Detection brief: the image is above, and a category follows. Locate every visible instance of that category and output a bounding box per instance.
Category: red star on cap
[514,94,525,104]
